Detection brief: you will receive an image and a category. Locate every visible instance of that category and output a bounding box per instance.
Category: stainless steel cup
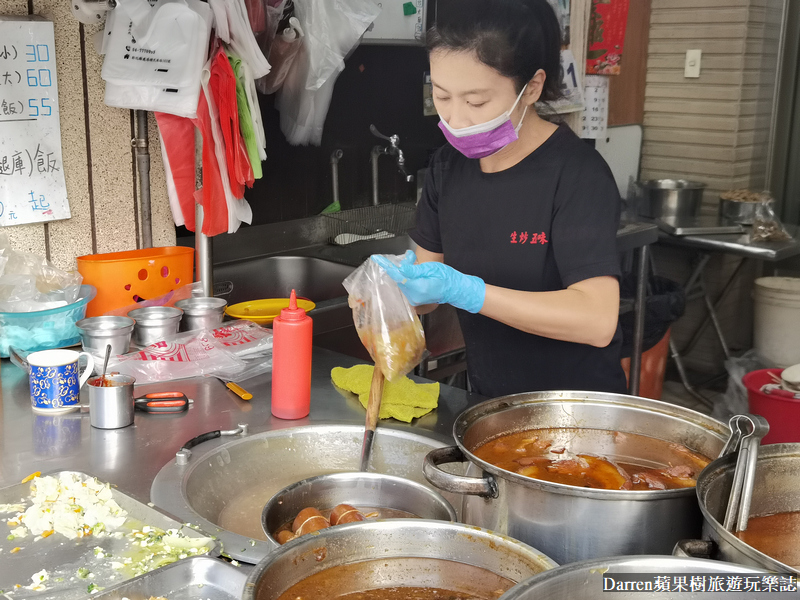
[87,374,136,429]
[175,297,227,332]
[76,316,135,361]
[127,306,183,346]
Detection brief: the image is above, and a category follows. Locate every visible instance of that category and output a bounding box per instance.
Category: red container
[743,368,800,444]
[271,290,313,420]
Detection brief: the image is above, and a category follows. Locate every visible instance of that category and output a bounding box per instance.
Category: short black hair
[427,0,562,102]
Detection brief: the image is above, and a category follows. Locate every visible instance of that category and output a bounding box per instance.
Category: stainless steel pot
[261,471,456,543]
[175,297,227,331]
[637,179,706,219]
[499,556,769,600]
[243,520,558,600]
[719,198,759,225]
[151,424,466,564]
[694,443,800,574]
[423,391,729,565]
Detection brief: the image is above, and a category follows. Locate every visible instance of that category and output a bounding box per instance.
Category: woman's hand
[371,250,486,314]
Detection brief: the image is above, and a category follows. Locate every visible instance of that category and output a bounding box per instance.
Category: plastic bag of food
[750,195,792,243]
[343,255,426,381]
[0,232,83,312]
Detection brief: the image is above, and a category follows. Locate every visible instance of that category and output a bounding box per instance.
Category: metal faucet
[370,125,414,206]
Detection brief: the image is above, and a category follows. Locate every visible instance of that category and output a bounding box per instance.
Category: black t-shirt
[410,124,628,397]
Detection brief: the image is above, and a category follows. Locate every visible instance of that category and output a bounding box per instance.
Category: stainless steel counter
[657,224,800,262]
[0,347,482,503]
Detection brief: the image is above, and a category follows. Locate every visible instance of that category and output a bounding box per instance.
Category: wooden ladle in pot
[359,366,385,472]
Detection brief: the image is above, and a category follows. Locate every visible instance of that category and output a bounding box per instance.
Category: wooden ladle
[360,366,385,472]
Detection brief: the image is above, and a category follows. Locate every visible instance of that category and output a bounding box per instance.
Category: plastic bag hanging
[101,0,212,117]
[343,255,426,381]
[275,0,380,145]
[259,17,303,95]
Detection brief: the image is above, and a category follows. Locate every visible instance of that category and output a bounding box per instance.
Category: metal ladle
[720,413,770,533]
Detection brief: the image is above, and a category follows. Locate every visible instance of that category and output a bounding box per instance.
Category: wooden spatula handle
[365,366,385,433]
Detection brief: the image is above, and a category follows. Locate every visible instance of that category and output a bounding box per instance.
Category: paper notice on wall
[0,17,70,227]
[581,74,608,139]
[541,48,584,115]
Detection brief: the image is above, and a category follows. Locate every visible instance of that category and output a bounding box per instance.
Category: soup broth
[472,428,711,491]
[275,557,514,600]
[737,511,800,569]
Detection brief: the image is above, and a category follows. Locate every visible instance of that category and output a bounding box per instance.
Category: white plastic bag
[343,255,425,381]
[110,329,246,383]
[102,0,211,88]
[275,0,380,145]
[108,321,273,383]
[101,0,212,117]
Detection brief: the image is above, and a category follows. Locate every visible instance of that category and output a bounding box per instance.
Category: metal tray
[93,556,246,600]
[0,471,218,600]
[656,216,745,236]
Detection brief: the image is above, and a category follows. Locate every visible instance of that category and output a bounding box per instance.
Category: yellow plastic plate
[225,298,316,326]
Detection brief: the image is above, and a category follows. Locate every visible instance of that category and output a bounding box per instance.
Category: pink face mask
[438,85,528,159]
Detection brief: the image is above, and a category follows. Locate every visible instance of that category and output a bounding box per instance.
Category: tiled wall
[642,0,785,374]
[0,0,174,270]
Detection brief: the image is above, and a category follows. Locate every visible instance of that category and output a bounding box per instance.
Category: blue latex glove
[372,250,486,314]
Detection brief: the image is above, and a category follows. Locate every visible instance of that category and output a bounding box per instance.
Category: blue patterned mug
[28,349,95,414]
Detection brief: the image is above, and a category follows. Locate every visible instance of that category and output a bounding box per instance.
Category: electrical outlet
[685,49,702,78]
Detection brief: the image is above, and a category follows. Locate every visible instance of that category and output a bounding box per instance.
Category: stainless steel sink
[212,238,466,378]
[214,256,356,306]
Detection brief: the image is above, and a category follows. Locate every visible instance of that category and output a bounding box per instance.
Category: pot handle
[673,539,715,559]
[423,446,499,498]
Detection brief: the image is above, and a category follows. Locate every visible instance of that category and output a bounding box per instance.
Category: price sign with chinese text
[0,17,70,227]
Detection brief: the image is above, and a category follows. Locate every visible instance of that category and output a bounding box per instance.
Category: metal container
[88,373,136,429]
[76,315,135,361]
[151,424,467,564]
[719,197,759,225]
[423,391,729,565]
[694,443,800,574]
[94,556,247,600]
[499,556,769,600]
[243,520,558,600]
[0,470,218,599]
[261,472,456,542]
[175,297,227,331]
[127,306,183,346]
[637,179,706,219]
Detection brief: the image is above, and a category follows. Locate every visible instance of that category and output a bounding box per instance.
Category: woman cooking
[374,0,628,397]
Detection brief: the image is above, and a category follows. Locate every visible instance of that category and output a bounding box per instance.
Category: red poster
[586,0,630,75]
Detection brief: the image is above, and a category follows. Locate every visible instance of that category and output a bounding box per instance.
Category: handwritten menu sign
[0,17,70,227]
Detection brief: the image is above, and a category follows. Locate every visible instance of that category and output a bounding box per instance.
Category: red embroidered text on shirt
[510,231,548,245]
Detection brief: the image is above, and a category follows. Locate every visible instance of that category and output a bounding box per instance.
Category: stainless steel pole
[134,110,152,248]
[629,244,649,396]
[195,204,213,297]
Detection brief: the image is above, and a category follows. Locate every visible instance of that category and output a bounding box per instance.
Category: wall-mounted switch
[685,49,702,78]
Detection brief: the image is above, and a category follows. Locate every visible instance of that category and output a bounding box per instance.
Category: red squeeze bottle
[271,289,313,419]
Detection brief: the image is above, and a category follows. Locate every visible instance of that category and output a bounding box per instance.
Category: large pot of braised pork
[694,443,800,574]
[423,391,729,565]
[242,519,558,600]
